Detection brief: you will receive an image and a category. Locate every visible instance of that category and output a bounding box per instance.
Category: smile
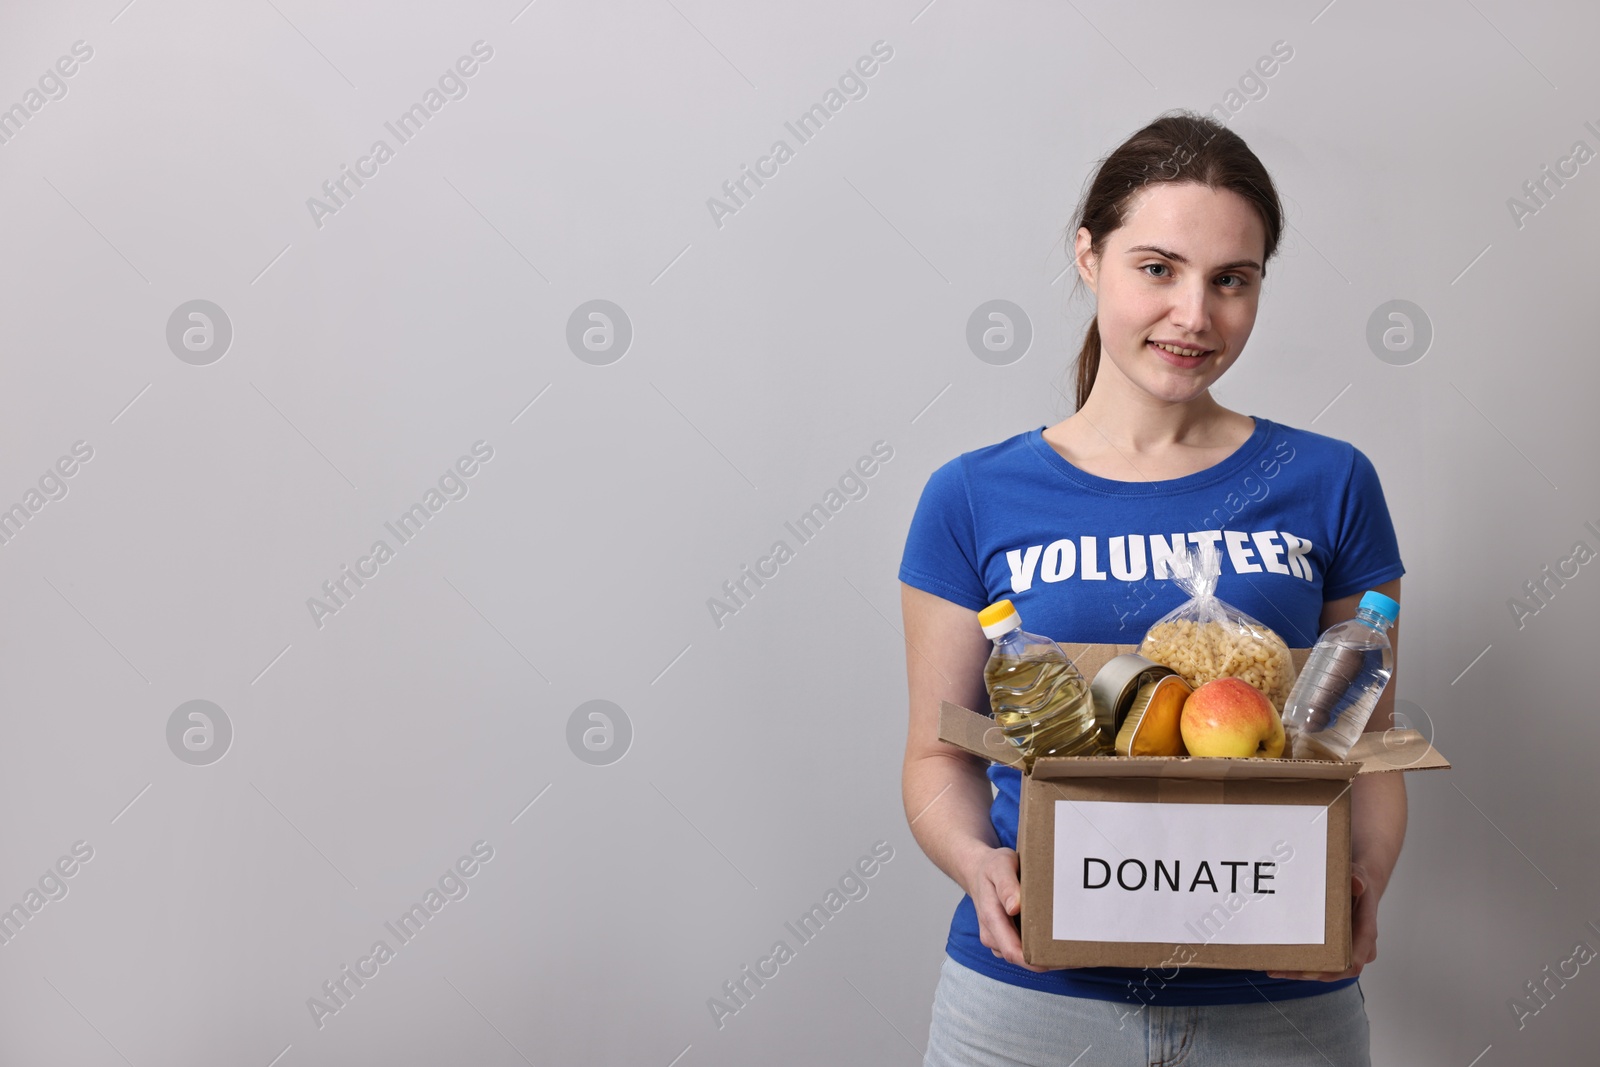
[1146,340,1216,368]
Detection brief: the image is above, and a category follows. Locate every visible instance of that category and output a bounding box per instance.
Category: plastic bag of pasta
[1138,539,1297,712]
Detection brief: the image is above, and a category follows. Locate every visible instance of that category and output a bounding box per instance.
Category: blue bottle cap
[1358,590,1399,625]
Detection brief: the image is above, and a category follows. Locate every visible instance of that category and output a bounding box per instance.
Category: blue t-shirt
[898,417,1404,1006]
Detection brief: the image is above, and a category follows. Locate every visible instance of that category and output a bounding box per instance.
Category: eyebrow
[1123,244,1262,273]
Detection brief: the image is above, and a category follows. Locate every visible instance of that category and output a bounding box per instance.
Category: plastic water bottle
[978,600,1103,768]
[1282,591,1399,760]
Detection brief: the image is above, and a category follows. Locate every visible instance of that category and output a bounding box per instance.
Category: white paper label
[1051,801,1329,945]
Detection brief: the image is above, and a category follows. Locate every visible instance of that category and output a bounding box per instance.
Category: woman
[899,111,1405,1066]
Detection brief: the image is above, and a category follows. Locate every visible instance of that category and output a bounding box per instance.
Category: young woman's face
[1075,183,1267,406]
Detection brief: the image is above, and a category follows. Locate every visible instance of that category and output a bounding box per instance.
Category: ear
[1073,227,1098,295]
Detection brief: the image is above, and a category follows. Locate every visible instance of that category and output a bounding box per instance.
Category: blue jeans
[924,955,1370,1067]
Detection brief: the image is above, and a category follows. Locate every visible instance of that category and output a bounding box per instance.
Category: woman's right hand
[970,846,1054,973]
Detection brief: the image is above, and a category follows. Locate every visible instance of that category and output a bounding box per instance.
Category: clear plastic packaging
[1138,539,1297,712]
[1283,591,1398,760]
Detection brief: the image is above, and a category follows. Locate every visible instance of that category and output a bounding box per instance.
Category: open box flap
[937,699,1025,769]
[1345,729,1451,774]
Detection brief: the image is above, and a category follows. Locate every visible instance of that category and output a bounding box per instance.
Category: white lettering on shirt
[1001,531,1316,587]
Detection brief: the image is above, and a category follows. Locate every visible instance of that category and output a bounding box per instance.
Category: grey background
[0,1,1594,1064]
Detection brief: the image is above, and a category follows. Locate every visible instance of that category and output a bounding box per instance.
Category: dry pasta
[1137,539,1297,712]
[1139,619,1294,711]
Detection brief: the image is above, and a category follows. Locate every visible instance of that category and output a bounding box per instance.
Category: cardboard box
[937,643,1450,972]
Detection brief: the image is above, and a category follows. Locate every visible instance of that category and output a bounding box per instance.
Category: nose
[1169,278,1212,336]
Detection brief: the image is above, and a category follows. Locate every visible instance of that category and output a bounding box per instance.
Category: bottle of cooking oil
[979,600,1103,768]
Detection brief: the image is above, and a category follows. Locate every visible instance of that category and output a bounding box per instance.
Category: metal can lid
[1090,653,1177,743]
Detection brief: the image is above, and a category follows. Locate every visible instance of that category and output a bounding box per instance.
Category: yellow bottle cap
[978,601,1016,628]
[979,600,1022,639]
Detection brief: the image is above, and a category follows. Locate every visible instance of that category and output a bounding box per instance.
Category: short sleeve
[898,457,988,612]
[1321,447,1405,601]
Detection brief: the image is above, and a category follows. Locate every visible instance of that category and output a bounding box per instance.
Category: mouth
[1147,340,1214,367]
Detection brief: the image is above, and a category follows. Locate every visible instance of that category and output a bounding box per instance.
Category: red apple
[1180,677,1285,758]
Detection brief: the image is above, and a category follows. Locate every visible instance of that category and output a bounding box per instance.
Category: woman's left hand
[1265,863,1379,981]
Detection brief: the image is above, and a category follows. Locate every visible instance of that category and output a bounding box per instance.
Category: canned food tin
[1089,653,1177,746]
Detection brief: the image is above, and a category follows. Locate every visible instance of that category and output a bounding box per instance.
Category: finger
[974,887,1019,954]
[985,924,1029,967]
[999,932,1056,973]
[977,886,1020,940]
[979,894,1053,972]
[976,887,1014,945]
[1351,900,1379,964]
[1352,929,1378,964]
[993,921,1049,973]
[996,940,1053,973]
[990,906,1024,958]
[972,860,1049,974]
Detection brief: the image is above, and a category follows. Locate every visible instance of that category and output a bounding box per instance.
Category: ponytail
[1074,318,1101,412]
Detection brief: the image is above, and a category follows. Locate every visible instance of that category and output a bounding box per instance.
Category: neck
[1073,379,1234,452]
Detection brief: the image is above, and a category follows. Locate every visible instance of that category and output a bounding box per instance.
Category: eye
[1141,263,1170,278]
[1217,273,1249,289]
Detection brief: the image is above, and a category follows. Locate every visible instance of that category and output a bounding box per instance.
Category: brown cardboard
[936,642,1451,971]
[1021,772,1353,971]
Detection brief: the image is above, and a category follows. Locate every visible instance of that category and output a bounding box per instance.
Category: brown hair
[1066,110,1284,410]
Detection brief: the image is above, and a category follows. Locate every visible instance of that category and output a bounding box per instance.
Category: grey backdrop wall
[0,1,1595,1064]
